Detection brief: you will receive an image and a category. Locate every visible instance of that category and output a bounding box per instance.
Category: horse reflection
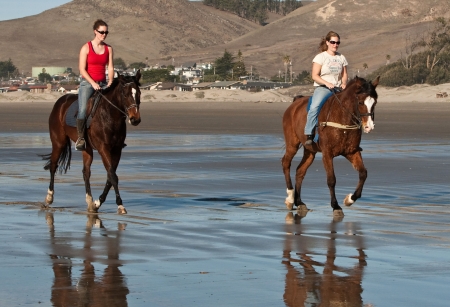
[46,213,129,307]
[283,213,367,306]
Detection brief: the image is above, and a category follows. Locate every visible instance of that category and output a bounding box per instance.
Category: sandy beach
[0,84,449,306]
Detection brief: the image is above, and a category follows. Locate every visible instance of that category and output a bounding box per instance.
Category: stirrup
[75,138,85,151]
[305,135,314,146]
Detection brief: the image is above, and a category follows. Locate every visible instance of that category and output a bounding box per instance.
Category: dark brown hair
[319,31,340,52]
[93,19,108,30]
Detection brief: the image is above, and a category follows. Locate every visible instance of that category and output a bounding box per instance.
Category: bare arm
[311,62,334,89]
[107,46,114,87]
[341,66,348,89]
[79,43,101,90]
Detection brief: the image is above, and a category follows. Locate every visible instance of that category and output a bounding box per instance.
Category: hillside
[1,0,450,77]
[172,0,450,78]
[0,0,260,74]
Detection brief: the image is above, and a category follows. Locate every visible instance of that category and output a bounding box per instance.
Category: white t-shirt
[312,51,348,87]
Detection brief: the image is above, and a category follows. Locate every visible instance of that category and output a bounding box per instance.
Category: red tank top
[86,41,109,82]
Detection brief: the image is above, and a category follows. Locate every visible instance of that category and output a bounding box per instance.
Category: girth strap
[320,122,361,130]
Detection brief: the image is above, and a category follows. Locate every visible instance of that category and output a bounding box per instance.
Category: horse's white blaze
[363,96,375,133]
[132,88,136,102]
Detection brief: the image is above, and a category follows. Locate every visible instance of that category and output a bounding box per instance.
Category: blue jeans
[304,86,333,135]
[77,80,106,119]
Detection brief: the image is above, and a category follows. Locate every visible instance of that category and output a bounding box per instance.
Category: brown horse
[41,72,142,214]
[282,76,380,216]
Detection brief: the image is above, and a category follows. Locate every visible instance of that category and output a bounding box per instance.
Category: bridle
[321,88,375,130]
[96,81,139,118]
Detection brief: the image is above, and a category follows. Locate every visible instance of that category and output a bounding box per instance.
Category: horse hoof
[117,205,127,215]
[297,204,308,212]
[285,200,294,210]
[333,209,344,218]
[87,206,99,213]
[45,189,54,205]
[344,194,355,206]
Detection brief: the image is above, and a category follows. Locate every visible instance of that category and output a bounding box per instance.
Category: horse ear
[135,69,141,82]
[372,76,380,88]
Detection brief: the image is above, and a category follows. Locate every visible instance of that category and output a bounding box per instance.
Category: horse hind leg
[282,143,299,210]
[344,152,367,206]
[42,136,72,207]
[293,150,316,212]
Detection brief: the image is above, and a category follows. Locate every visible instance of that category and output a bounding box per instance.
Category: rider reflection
[46,213,129,306]
[283,213,367,306]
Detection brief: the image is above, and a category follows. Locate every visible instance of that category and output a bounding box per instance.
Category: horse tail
[40,137,72,174]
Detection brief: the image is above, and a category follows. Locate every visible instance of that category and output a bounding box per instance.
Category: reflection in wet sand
[283,212,367,307]
[46,213,129,307]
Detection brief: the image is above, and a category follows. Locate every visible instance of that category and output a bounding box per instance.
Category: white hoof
[344,194,355,206]
[285,200,294,210]
[86,194,98,213]
[285,189,294,210]
[45,189,54,205]
[117,205,127,215]
[94,200,102,209]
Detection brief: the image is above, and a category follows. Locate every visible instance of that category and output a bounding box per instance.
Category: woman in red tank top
[75,19,114,151]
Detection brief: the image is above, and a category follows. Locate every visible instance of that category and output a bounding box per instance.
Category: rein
[321,89,369,130]
[95,81,138,118]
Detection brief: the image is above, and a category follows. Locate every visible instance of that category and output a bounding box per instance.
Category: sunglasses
[329,40,340,45]
[96,30,109,35]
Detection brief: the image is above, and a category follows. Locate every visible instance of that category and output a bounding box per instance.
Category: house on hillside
[57,84,79,93]
[19,84,49,93]
[155,82,177,90]
[209,81,240,90]
[140,82,160,90]
[191,82,213,91]
[174,83,192,92]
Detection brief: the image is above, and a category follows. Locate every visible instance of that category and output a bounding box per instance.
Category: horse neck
[323,84,358,122]
[99,84,124,115]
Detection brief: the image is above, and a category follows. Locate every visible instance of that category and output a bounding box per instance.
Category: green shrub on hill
[367,17,450,87]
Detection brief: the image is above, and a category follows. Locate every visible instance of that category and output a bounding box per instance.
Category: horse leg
[44,135,71,206]
[321,154,343,216]
[293,149,316,212]
[82,149,96,213]
[343,152,367,206]
[281,143,299,210]
[98,147,127,214]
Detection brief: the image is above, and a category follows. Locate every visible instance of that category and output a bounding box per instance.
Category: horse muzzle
[363,120,375,133]
[129,116,141,126]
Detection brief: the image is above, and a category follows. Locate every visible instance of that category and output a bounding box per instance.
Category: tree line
[367,17,450,86]
[203,0,303,24]
[0,59,18,79]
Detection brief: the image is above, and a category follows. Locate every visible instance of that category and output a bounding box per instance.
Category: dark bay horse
[282,76,380,216]
[41,72,142,214]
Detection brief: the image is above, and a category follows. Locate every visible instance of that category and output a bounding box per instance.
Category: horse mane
[346,76,378,99]
[98,73,141,96]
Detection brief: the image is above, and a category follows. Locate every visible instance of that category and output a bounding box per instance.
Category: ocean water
[0,132,449,307]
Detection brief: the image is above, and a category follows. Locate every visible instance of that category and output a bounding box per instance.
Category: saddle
[65,93,102,128]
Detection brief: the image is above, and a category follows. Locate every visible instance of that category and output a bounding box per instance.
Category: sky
[0,0,71,21]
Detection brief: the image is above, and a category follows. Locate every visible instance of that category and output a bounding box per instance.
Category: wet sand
[0,99,449,306]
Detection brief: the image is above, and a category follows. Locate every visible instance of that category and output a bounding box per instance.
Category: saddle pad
[65,100,92,128]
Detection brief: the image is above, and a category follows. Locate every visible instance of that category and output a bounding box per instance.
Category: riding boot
[305,134,314,146]
[75,119,86,151]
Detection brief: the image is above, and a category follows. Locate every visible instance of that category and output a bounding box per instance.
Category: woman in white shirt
[305,31,348,147]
